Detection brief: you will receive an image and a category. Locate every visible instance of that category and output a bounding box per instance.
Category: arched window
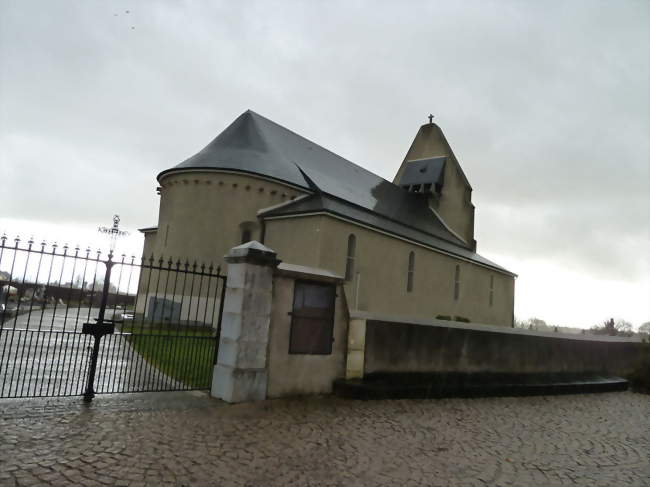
[238,221,257,245]
[454,264,460,301]
[489,275,494,307]
[407,251,415,292]
[241,228,252,244]
[345,234,356,281]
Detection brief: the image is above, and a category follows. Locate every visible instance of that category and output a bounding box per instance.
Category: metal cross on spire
[98,214,129,253]
[428,114,434,124]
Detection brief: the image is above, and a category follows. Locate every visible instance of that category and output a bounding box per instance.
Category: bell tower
[394,116,476,250]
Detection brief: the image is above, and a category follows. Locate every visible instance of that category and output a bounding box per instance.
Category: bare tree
[590,318,634,337]
[615,319,633,336]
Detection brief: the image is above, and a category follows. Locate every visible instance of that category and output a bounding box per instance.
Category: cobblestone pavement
[1,391,649,486]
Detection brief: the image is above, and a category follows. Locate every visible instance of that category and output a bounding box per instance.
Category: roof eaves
[156,167,310,193]
[257,193,313,217]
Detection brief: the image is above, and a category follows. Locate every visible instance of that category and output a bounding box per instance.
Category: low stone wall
[352,313,646,377]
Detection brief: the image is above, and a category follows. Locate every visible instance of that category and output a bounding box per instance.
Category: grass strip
[119,323,216,389]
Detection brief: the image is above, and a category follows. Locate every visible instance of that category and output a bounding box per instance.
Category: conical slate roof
[163,112,404,208]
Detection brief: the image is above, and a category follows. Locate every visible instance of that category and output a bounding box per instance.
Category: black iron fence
[0,235,227,400]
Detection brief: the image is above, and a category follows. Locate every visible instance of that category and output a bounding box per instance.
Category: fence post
[212,241,279,403]
[82,253,115,402]
[212,275,228,365]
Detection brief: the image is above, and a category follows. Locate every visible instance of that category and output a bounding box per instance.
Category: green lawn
[118,324,216,389]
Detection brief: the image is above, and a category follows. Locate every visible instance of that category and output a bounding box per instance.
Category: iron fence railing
[0,235,226,400]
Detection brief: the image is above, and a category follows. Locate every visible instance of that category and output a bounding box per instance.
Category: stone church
[140,110,515,327]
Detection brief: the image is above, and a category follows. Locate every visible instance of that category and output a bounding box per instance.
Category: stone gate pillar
[211,241,280,403]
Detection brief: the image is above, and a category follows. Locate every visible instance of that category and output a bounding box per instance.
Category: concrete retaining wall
[361,315,646,377]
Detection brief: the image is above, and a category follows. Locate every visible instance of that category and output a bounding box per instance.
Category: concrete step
[333,372,629,400]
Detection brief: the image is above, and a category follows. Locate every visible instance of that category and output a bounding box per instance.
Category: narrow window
[164,224,170,246]
[453,264,460,301]
[407,251,415,292]
[345,234,356,281]
[489,275,494,307]
[239,221,258,244]
[241,229,252,244]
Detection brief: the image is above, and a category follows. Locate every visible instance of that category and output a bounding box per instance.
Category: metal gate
[0,235,226,401]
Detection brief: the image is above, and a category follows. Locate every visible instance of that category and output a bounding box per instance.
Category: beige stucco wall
[136,172,305,321]
[267,275,348,397]
[262,215,326,268]
[434,160,475,248]
[142,231,157,258]
[394,124,475,246]
[151,171,307,267]
[265,215,514,327]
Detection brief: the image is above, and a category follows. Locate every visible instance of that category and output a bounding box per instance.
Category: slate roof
[161,111,430,215]
[160,110,515,276]
[398,156,446,188]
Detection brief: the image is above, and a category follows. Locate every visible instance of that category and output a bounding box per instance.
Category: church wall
[136,172,306,322]
[263,215,326,268]
[152,171,307,267]
[142,231,157,258]
[265,215,514,327]
[146,168,513,328]
[434,159,475,246]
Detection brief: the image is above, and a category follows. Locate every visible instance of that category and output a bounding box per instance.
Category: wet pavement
[0,308,179,397]
[1,391,648,486]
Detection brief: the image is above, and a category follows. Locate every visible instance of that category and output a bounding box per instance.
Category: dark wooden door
[289,281,336,355]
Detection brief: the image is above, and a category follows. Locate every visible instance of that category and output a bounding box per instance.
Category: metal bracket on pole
[82,322,115,337]
[82,257,115,403]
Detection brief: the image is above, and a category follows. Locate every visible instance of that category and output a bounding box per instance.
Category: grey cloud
[0,0,648,286]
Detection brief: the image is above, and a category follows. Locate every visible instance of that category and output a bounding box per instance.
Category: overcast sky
[1,0,648,328]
